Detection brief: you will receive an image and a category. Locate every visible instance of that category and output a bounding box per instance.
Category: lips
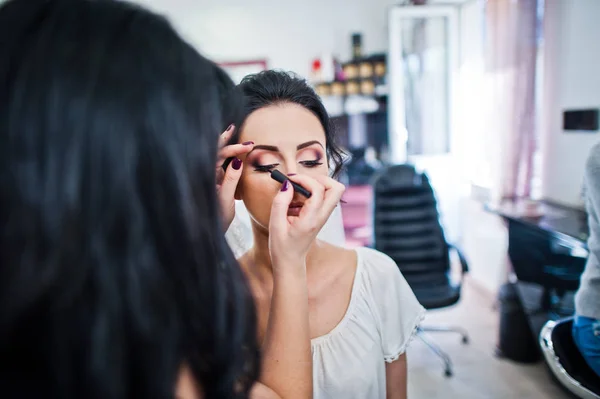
[287,201,304,216]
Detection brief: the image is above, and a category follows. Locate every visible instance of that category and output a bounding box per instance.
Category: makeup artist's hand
[216,125,254,230]
[268,174,345,272]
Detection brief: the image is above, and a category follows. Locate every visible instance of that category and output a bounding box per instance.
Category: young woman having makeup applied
[219,70,426,399]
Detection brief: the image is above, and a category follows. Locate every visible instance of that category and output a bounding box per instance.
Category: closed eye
[253,163,279,173]
[299,160,323,168]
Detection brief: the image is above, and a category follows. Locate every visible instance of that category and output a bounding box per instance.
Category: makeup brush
[221,157,233,171]
[270,169,312,198]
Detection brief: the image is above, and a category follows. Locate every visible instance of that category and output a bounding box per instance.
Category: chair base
[420,325,470,344]
[417,325,470,378]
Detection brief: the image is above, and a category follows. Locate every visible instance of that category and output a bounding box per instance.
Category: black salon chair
[372,164,469,377]
[540,317,600,398]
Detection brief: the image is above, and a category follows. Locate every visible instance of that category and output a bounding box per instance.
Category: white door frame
[387,5,460,164]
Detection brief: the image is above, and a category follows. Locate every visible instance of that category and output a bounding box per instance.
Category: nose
[285,165,298,176]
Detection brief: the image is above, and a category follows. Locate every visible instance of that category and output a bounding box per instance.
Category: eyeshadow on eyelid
[248,153,278,166]
[310,149,324,160]
[298,147,323,158]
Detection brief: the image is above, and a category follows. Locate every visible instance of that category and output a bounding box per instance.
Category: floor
[406,278,569,399]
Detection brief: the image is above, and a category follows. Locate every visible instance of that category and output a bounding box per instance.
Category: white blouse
[311,247,425,399]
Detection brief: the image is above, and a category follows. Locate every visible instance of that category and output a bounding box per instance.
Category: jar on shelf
[331,81,345,96]
[359,60,374,79]
[315,83,331,97]
[345,79,360,96]
[343,61,359,80]
[360,79,375,96]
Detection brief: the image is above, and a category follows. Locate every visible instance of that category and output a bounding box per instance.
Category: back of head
[0,0,257,397]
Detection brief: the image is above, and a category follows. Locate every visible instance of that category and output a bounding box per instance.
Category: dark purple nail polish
[281,180,289,192]
[287,173,297,176]
[232,158,242,170]
[226,124,234,132]
[242,141,254,145]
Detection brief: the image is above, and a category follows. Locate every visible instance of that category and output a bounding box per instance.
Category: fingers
[218,124,235,149]
[286,174,324,213]
[287,174,344,230]
[215,165,225,186]
[313,175,345,220]
[287,174,325,202]
[269,179,294,235]
[283,174,326,234]
[216,143,254,167]
[218,157,243,206]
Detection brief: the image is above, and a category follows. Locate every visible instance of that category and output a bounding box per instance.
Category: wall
[541,0,600,207]
[135,0,400,79]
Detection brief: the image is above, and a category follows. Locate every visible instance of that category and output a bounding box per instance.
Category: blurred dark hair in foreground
[0,0,258,397]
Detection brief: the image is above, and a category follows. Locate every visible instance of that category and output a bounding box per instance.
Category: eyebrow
[249,140,324,155]
[297,140,324,150]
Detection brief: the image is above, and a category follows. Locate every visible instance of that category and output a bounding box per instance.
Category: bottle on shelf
[352,33,363,60]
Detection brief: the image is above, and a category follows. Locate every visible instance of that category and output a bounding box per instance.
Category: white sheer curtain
[225,200,347,258]
[484,0,540,201]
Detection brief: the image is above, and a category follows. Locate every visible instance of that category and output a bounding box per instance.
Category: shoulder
[355,247,416,301]
[354,246,421,308]
[356,247,402,282]
[587,142,600,173]
[584,143,600,199]
[317,242,358,281]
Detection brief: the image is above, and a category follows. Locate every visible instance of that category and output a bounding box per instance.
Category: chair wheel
[462,336,469,344]
[444,369,453,378]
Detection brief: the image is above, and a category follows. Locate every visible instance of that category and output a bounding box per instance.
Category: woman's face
[236,102,329,231]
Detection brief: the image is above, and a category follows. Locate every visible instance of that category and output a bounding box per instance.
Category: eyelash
[300,160,323,167]
[253,160,323,173]
[254,164,279,172]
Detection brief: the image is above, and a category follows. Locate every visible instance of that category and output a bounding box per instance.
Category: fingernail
[242,141,254,145]
[226,124,234,132]
[232,158,242,170]
[287,173,297,176]
[281,180,289,192]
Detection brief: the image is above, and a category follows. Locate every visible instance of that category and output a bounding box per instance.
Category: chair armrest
[448,243,469,274]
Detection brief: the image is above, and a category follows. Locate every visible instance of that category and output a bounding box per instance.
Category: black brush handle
[221,157,233,171]
[270,170,311,198]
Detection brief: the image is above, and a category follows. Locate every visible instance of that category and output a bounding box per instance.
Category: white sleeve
[362,248,426,363]
[224,201,254,258]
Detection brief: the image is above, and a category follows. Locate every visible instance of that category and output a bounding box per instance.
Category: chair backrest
[372,164,450,287]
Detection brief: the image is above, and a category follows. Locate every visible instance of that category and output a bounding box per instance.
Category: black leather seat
[372,164,469,377]
[540,317,600,398]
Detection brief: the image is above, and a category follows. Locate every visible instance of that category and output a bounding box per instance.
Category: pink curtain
[485,0,540,201]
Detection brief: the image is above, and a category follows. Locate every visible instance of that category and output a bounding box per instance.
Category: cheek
[239,174,281,225]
